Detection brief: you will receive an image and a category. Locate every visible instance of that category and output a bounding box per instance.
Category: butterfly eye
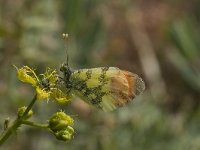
[60,63,66,72]
[60,64,68,74]
[60,67,64,72]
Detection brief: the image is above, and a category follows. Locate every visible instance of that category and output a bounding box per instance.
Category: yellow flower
[36,87,51,100]
[40,68,58,88]
[14,65,39,87]
[51,89,71,104]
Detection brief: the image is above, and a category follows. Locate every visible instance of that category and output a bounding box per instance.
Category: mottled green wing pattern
[70,67,145,112]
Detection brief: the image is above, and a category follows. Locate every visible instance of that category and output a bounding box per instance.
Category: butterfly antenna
[62,33,69,66]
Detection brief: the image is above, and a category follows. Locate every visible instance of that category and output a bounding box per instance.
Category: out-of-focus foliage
[1,0,200,150]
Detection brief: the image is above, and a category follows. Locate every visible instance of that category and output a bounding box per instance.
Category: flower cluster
[15,66,70,104]
[48,111,74,141]
[13,65,75,142]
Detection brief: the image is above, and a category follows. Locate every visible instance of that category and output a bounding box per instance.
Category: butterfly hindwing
[70,67,145,112]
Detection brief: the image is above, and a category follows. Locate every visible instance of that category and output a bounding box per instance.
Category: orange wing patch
[110,70,145,108]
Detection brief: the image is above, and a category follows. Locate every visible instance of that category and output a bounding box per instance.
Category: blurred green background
[1,0,200,150]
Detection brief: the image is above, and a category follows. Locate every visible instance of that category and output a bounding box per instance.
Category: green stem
[22,120,49,129]
[0,94,37,146]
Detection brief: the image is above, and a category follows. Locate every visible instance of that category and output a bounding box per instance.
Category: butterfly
[59,63,145,112]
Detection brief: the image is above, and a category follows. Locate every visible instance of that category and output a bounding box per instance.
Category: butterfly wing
[70,67,145,112]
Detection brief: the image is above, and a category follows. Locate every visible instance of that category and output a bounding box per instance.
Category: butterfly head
[60,63,73,89]
[60,62,73,77]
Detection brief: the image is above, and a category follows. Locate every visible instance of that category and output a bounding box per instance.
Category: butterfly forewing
[70,67,145,112]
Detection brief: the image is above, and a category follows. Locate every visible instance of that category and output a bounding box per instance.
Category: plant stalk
[22,120,49,129]
[0,94,37,146]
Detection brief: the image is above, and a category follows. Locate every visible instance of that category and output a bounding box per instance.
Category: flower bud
[49,112,73,132]
[4,117,10,130]
[55,126,74,141]
[17,106,33,119]
[48,112,74,141]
